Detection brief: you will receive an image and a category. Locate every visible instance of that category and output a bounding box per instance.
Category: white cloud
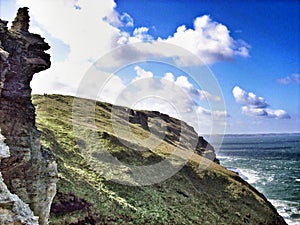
[133,27,153,42]
[16,0,123,95]
[195,106,228,134]
[161,72,221,103]
[276,73,300,85]
[241,106,267,117]
[115,68,195,120]
[241,106,291,119]
[232,86,268,108]
[159,15,250,64]
[265,109,291,119]
[103,11,134,28]
[17,0,121,63]
[118,26,153,44]
[132,66,153,82]
[111,67,226,134]
[174,76,193,89]
[103,10,122,27]
[161,72,175,83]
[98,74,126,103]
[198,90,222,102]
[120,13,134,27]
[197,106,228,118]
[233,86,290,119]
[116,15,250,65]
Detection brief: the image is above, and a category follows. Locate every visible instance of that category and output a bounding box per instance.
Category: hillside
[32,94,286,225]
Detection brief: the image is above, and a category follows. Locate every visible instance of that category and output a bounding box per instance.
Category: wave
[225,165,299,225]
[217,134,300,225]
[270,199,300,225]
[220,164,261,184]
[216,155,249,164]
[220,146,292,150]
[238,168,261,184]
[216,155,230,159]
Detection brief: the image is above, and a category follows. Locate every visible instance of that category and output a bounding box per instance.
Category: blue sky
[0,0,299,134]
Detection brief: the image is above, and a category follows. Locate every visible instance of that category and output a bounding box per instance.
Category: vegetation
[32,94,284,225]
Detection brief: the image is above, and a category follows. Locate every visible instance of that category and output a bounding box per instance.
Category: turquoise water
[215,133,300,225]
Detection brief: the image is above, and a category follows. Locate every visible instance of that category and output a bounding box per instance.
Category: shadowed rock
[0,133,39,225]
[10,7,30,32]
[0,8,57,225]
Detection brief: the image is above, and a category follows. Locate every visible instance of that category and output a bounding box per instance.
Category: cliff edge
[33,94,287,225]
[0,8,57,225]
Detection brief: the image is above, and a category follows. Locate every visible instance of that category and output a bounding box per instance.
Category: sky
[0,0,299,134]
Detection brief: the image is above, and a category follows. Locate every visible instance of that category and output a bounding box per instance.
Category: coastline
[217,133,300,225]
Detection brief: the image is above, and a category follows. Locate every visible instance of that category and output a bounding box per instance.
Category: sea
[214,133,300,225]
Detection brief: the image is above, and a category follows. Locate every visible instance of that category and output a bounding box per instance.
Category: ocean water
[215,133,300,225]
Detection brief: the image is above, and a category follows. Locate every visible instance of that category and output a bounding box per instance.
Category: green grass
[32,94,285,225]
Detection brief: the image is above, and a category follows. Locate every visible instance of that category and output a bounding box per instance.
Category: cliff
[32,94,287,225]
[0,8,57,225]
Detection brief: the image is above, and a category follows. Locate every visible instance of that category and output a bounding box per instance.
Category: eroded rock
[0,8,57,225]
[0,133,39,225]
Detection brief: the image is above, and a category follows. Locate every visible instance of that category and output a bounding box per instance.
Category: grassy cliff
[32,94,286,225]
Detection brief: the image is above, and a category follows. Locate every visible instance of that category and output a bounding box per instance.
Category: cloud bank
[15,0,250,96]
[159,15,249,64]
[117,15,250,65]
[232,86,290,119]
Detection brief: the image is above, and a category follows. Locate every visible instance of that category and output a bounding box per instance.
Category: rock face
[0,134,39,225]
[0,8,57,225]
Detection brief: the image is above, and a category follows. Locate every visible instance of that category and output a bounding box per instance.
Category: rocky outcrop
[0,8,57,225]
[0,134,39,225]
[129,109,218,162]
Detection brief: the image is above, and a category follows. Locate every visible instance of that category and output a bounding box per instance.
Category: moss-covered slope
[32,94,286,225]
